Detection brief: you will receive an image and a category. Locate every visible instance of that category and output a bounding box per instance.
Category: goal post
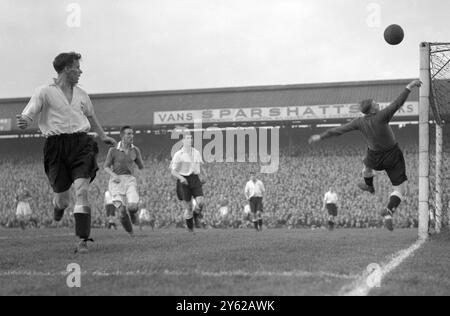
[435,123,443,233]
[419,42,450,238]
[419,42,430,240]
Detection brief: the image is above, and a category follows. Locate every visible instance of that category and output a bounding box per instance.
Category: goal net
[419,42,450,238]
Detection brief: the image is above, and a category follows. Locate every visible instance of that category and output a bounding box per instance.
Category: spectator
[1,126,448,230]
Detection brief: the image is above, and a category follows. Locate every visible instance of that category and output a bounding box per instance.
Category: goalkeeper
[309,79,422,231]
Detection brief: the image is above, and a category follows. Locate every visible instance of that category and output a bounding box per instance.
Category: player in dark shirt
[309,79,422,231]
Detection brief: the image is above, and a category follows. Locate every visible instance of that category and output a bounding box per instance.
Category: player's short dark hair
[53,52,82,73]
[120,125,132,135]
[360,99,374,115]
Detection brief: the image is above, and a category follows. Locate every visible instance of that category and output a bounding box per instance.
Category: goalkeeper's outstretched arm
[378,80,422,123]
[308,119,359,144]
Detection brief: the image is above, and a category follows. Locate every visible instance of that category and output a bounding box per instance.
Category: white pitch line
[91,270,358,280]
[0,234,73,240]
[339,238,427,296]
[0,269,358,280]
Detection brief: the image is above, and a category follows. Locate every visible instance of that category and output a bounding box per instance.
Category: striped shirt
[21,80,94,137]
[170,147,203,176]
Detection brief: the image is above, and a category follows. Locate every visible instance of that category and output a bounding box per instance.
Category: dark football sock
[198,204,204,215]
[54,206,65,222]
[387,195,401,212]
[186,218,194,231]
[119,206,133,233]
[258,219,263,229]
[74,209,91,240]
[253,221,259,230]
[364,177,374,187]
[128,207,139,225]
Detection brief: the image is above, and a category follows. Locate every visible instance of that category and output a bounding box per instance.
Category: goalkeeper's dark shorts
[363,143,407,186]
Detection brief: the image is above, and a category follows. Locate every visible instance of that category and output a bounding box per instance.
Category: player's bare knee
[74,179,90,202]
[362,167,374,178]
[54,198,69,210]
[393,182,406,196]
[74,180,89,202]
[54,192,70,209]
[196,199,204,209]
[184,201,193,211]
[184,208,193,220]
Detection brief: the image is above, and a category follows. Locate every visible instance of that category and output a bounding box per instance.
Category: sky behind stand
[1,0,449,98]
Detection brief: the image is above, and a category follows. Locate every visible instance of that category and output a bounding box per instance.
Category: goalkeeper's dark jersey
[320,89,411,152]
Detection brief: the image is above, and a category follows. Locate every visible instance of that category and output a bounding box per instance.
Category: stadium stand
[1,125,447,229]
[1,79,447,230]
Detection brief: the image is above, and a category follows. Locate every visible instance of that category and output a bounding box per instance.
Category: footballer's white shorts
[108,175,139,207]
[16,202,32,217]
[104,190,113,206]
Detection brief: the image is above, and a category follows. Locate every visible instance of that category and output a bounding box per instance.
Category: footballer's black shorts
[326,203,338,217]
[249,197,263,213]
[363,143,407,186]
[44,133,99,193]
[176,174,204,202]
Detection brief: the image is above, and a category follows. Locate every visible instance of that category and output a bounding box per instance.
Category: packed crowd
[0,126,448,230]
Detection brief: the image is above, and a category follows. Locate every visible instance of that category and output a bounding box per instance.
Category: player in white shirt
[16,180,33,230]
[323,187,339,230]
[17,52,117,253]
[245,171,265,231]
[170,132,207,233]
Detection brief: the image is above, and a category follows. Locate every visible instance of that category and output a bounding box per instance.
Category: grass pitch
[0,227,448,296]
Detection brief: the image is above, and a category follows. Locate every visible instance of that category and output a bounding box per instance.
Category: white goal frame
[419,42,449,239]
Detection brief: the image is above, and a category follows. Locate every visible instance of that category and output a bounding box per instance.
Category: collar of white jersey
[117,141,135,152]
[50,78,80,89]
[182,145,194,152]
